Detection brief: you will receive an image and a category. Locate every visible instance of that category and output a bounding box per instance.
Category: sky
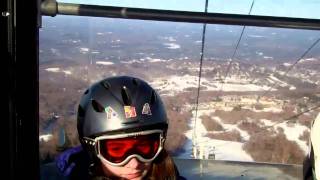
[58,0,320,19]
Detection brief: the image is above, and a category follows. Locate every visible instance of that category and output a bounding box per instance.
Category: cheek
[101,160,152,178]
[101,161,125,177]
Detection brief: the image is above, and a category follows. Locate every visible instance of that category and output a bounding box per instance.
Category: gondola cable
[258,36,320,100]
[217,0,255,98]
[193,0,209,149]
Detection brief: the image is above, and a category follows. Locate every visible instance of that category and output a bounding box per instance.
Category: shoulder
[40,162,68,180]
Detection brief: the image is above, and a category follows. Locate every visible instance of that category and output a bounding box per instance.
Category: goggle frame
[83,129,165,166]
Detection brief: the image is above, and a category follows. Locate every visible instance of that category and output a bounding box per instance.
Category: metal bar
[41,2,320,30]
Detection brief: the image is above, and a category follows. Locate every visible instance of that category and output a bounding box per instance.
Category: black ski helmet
[77,76,168,150]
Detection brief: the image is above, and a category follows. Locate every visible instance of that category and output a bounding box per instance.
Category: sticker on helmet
[105,106,118,120]
[142,103,152,115]
[124,106,137,118]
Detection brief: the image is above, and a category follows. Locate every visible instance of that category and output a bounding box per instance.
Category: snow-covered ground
[283,63,292,67]
[45,67,72,75]
[175,107,310,161]
[267,74,289,87]
[147,58,167,63]
[251,107,282,113]
[175,109,254,162]
[299,58,317,63]
[151,75,274,95]
[163,43,181,49]
[96,61,114,65]
[212,116,250,141]
[161,36,176,42]
[260,119,309,154]
[79,47,89,54]
[177,129,253,162]
[45,67,60,72]
[120,59,142,64]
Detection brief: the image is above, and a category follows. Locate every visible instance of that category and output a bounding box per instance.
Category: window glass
[208,0,320,19]
[39,16,202,163]
[40,0,320,173]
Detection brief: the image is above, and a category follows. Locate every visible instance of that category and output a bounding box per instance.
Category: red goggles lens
[99,133,161,164]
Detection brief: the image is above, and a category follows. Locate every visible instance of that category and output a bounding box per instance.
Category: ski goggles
[84,130,165,166]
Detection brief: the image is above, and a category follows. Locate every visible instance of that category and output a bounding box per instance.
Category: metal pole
[40,1,320,30]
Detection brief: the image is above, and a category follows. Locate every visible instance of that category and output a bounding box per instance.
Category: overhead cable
[193,0,209,146]
[259,36,320,99]
[218,0,255,97]
[211,103,320,148]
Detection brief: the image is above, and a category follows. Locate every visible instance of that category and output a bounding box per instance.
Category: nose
[126,157,140,168]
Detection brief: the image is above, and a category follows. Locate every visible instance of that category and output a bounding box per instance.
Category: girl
[54,76,185,180]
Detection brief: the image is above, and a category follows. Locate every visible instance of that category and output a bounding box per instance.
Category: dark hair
[146,149,179,180]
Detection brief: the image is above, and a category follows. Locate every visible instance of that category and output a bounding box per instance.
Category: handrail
[41,0,320,30]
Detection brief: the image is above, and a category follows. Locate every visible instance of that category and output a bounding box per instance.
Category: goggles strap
[83,137,96,147]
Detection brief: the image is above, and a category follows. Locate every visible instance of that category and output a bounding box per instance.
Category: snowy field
[45,67,72,75]
[151,75,274,95]
[175,107,310,161]
[260,119,309,154]
[175,109,254,162]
